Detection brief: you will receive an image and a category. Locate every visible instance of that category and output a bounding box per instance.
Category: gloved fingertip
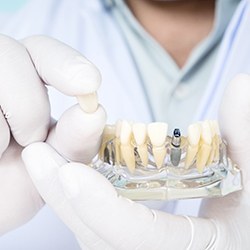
[59,163,116,200]
[22,142,67,180]
[59,164,83,199]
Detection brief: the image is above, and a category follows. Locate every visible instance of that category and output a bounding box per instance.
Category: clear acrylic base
[91,157,242,200]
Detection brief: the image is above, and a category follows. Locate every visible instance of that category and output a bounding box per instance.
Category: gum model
[90,120,242,200]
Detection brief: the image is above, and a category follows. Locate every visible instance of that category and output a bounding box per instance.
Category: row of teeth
[100,120,221,173]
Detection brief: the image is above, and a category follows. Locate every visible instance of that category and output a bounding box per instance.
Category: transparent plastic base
[90,138,242,201]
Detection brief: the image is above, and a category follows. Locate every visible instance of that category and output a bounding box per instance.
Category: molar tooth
[185,123,201,168]
[120,121,135,172]
[148,122,168,168]
[77,92,98,113]
[196,121,212,173]
[132,123,148,166]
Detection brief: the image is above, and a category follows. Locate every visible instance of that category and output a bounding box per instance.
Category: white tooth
[206,121,216,165]
[115,120,122,138]
[148,122,168,146]
[196,121,212,173]
[208,120,220,163]
[201,121,212,145]
[120,121,132,144]
[133,123,147,145]
[211,120,220,135]
[120,121,135,172]
[77,92,98,113]
[185,145,199,168]
[133,123,148,166]
[115,120,122,165]
[148,122,168,168]
[185,123,201,168]
[206,139,216,165]
[187,123,201,146]
[196,143,211,173]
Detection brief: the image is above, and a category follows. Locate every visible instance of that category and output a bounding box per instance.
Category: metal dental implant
[170,128,182,166]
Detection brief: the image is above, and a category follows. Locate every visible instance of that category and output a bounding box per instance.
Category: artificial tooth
[185,123,201,168]
[77,92,98,113]
[196,121,212,173]
[120,121,135,173]
[148,122,168,146]
[210,121,220,162]
[206,121,221,165]
[132,123,148,166]
[148,122,168,168]
[99,125,115,161]
[115,120,122,165]
[187,123,201,146]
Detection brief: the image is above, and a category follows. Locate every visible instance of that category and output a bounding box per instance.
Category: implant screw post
[170,128,182,166]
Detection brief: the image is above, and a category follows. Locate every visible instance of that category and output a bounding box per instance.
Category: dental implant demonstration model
[90,120,242,201]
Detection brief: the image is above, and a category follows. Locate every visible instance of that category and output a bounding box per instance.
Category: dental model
[94,120,242,201]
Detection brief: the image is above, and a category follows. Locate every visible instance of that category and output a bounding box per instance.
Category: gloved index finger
[0,35,50,146]
[22,35,101,97]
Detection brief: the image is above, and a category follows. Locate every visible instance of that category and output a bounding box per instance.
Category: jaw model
[99,120,222,174]
[94,119,242,201]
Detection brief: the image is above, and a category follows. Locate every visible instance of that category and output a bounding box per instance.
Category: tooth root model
[185,123,201,168]
[120,120,135,173]
[99,124,115,162]
[147,122,168,169]
[196,121,212,173]
[132,123,148,166]
[115,120,122,165]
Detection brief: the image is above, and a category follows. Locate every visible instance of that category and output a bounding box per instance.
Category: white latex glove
[23,74,250,249]
[0,35,105,236]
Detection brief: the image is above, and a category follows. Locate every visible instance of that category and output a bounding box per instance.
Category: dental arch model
[91,120,242,201]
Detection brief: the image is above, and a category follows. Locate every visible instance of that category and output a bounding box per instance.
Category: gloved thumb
[47,104,106,164]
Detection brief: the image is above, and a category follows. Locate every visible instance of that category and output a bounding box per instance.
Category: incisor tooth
[120,121,135,172]
[187,123,201,146]
[196,121,212,173]
[133,123,147,145]
[201,121,212,145]
[185,123,201,168]
[77,92,98,113]
[133,123,148,166]
[148,122,168,168]
[148,122,168,146]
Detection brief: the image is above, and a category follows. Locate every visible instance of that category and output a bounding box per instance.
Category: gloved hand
[22,74,250,250]
[0,35,106,236]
